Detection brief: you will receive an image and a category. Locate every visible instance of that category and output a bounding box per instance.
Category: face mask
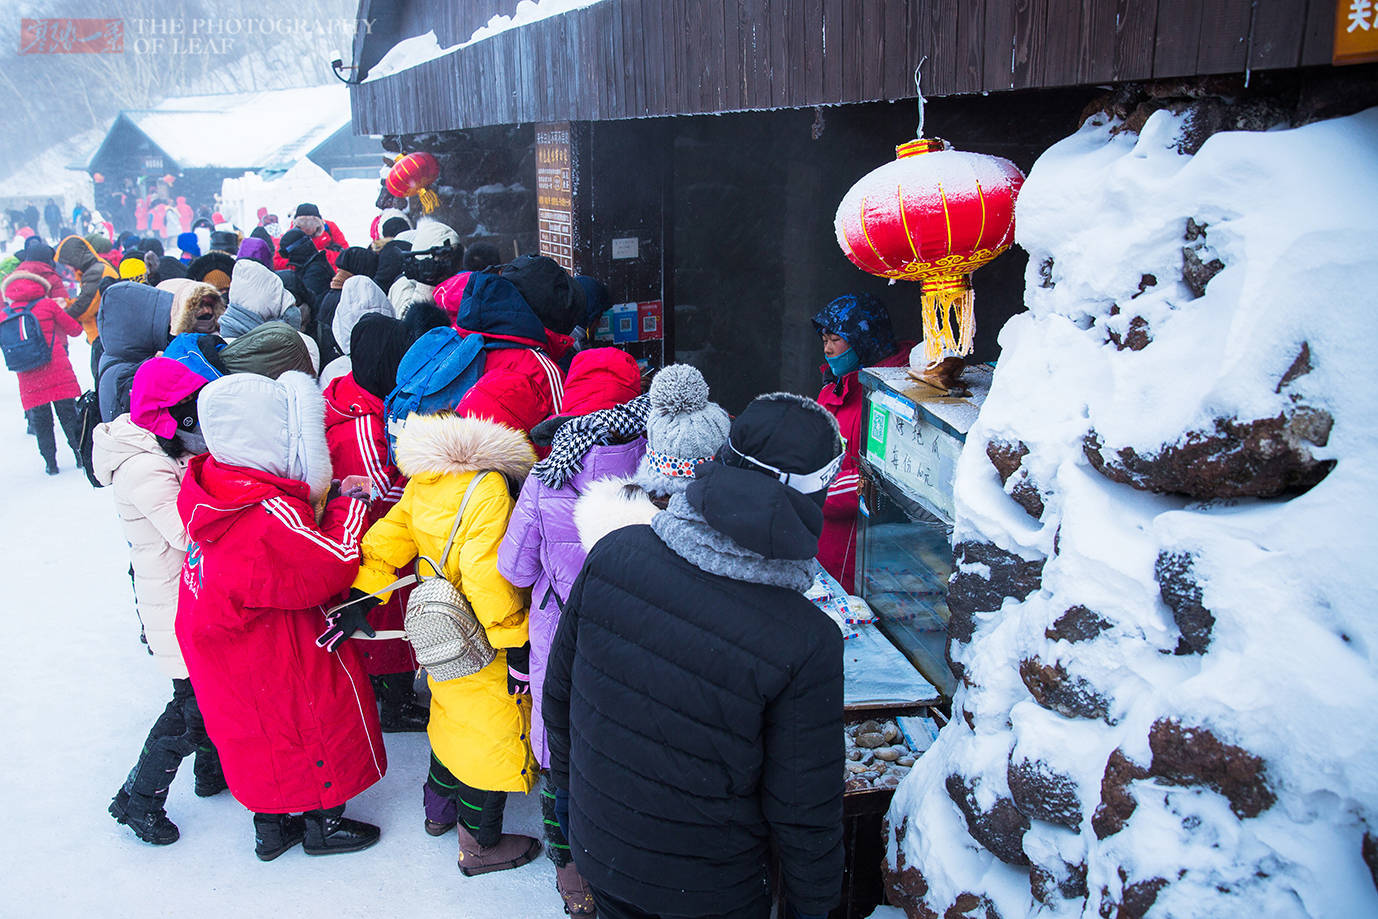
[825,347,860,377]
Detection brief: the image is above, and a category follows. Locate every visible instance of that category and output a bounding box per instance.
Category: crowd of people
[0,195,915,919]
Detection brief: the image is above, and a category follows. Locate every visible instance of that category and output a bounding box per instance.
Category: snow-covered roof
[99,85,351,172]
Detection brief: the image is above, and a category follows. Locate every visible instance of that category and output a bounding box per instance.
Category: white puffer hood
[198,370,332,501]
[333,275,394,356]
[228,258,294,321]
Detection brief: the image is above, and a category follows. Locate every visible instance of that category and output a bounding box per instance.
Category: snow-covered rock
[884,100,1378,918]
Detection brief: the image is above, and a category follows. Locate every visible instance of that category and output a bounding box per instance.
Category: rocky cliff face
[882,88,1378,918]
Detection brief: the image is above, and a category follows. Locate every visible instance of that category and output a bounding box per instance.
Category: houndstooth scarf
[532,395,650,490]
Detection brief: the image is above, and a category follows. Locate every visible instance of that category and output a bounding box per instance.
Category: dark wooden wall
[352,0,1332,135]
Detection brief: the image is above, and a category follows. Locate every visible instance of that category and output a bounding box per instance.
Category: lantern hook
[913,57,928,139]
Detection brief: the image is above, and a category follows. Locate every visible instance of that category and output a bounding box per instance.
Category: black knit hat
[209,230,239,253]
[140,237,165,257]
[278,228,313,264]
[350,313,413,400]
[381,216,410,238]
[336,246,379,278]
[686,392,843,560]
[22,242,54,264]
[294,202,321,218]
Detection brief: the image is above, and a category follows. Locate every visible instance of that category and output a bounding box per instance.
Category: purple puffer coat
[497,436,647,767]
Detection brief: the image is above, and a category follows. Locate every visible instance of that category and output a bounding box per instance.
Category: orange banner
[1335,0,1378,64]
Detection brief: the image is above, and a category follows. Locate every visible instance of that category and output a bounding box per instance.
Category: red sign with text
[20,19,124,54]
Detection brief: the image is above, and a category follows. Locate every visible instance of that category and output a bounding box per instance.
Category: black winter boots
[302,806,380,855]
[109,789,179,846]
[373,671,429,733]
[253,813,306,861]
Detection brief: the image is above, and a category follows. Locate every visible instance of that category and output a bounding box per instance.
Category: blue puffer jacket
[96,282,174,421]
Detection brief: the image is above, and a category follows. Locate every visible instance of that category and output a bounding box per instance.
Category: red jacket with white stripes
[175,454,386,813]
[814,347,911,593]
[322,372,416,675]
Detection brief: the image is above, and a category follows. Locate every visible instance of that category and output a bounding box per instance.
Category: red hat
[559,347,640,416]
[455,369,549,436]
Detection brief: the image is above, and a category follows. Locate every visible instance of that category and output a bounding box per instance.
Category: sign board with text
[1336,0,1378,64]
[536,122,574,271]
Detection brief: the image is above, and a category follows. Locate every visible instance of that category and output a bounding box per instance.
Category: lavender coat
[497,436,646,767]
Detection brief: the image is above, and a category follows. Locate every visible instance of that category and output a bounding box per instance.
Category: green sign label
[866,402,889,462]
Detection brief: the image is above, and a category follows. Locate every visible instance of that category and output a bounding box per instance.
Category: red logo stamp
[19,18,124,54]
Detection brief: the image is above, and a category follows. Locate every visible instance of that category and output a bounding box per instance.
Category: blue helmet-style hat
[810,292,898,367]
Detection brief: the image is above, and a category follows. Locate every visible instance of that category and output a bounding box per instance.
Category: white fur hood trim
[395,413,535,481]
[574,475,660,553]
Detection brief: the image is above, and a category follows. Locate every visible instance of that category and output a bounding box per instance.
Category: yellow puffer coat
[353,413,538,793]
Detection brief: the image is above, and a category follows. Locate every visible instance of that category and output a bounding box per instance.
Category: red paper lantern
[386,152,442,213]
[835,138,1025,364]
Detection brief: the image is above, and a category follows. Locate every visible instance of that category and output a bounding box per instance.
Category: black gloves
[315,589,380,652]
[507,643,531,696]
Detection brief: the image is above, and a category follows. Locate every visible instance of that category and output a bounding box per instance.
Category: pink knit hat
[130,356,213,438]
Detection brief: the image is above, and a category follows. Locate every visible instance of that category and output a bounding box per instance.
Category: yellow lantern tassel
[920,274,976,365]
[417,188,440,213]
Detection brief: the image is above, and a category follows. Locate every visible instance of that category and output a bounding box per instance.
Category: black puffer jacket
[545,512,844,916]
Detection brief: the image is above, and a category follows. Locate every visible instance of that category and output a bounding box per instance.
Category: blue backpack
[384,327,486,460]
[0,301,50,373]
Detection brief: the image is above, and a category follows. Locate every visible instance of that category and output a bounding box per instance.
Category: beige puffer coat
[91,415,191,679]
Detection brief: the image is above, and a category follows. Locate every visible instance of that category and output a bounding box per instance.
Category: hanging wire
[913,57,928,139]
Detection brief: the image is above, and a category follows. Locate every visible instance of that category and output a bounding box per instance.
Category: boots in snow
[193,744,227,797]
[302,806,380,855]
[109,788,179,845]
[455,824,541,877]
[556,861,598,917]
[253,813,306,862]
[44,460,58,475]
[423,782,457,836]
[374,672,429,733]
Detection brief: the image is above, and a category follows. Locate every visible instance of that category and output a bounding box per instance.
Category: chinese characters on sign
[1336,0,1378,63]
[20,18,124,54]
[536,123,574,272]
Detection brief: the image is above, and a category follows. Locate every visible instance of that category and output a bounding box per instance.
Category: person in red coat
[176,370,386,861]
[811,293,913,593]
[292,203,349,271]
[1,269,83,474]
[15,242,71,304]
[321,313,428,732]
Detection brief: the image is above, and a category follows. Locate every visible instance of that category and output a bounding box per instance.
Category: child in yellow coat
[348,409,541,875]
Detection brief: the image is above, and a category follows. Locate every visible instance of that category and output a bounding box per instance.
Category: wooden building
[349,0,1348,408]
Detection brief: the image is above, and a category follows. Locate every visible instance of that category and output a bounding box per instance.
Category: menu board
[536,122,573,271]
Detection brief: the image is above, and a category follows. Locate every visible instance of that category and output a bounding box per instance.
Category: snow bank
[220,160,381,247]
[885,104,1378,917]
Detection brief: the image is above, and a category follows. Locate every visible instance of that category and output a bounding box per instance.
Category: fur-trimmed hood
[2,269,52,302]
[394,413,535,482]
[573,475,659,552]
[160,279,226,335]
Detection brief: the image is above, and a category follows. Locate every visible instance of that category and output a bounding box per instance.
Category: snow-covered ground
[0,341,565,917]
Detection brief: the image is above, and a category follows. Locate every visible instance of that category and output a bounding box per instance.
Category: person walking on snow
[96,357,226,845]
[1,268,84,474]
[176,371,386,861]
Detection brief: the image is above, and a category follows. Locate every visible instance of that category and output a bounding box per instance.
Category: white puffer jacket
[91,415,192,680]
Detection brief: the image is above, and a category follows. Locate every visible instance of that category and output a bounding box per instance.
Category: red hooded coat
[176,455,386,813]
[322,373,416,676]
[1,271,82,410]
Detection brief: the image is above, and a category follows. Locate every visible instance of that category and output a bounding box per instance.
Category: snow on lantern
[386,152,442,214]
[834,137,1025,366]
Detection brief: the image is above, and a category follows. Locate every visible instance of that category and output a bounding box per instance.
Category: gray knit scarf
[532,395,650,490]
[651,493,814,592]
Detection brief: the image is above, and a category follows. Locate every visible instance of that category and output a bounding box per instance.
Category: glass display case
[855,364,992,700]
